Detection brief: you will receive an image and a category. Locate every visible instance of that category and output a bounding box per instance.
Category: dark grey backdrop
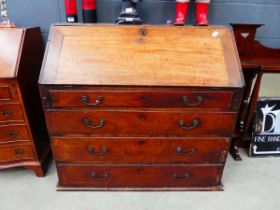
[6,0,280,47]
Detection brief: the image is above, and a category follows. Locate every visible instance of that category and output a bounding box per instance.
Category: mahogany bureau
[0,27,51,176]
[39,24,244,190]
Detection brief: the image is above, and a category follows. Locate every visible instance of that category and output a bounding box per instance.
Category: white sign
[261,104,280,135]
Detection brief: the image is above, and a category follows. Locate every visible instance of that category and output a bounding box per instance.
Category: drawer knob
[81,96,103,106]
[172,173,191,180]
[90,172,109,179]
[88,146,108,155]
[1,110,13,116]
[176,147,196,156]
[8,130,19,138]
[14,149,24,155]
[83,118,105,129]
[179,119,200,130]
[183,96,204,107]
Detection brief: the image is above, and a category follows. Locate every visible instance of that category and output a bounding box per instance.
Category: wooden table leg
[230,138,242,161]
[238,69,258,133]
[245,71,263,133]
[230,68,259,160]
[231,71,263,160]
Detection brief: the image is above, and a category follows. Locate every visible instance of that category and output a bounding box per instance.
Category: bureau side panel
[17,28,50,160]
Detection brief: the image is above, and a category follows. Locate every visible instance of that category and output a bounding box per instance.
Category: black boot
[116,0,143,25]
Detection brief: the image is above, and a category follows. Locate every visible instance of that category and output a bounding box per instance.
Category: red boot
[174,1,189,26]
[196,2,209,26]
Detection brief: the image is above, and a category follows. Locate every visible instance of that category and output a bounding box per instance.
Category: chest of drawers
[0,27,51,176]
[40,24,244,190]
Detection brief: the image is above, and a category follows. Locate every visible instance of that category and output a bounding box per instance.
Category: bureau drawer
[48,88,233,110]
[0,124,30,144]
[47,110,236,137]
[0,82,18,102]
[0,104,25,122]
[58,165,223,188]
[53,137,229,164]
[0,144,34,163]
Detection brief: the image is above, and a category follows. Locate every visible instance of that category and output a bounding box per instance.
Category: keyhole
[138,168,144,173]
[139,115,145,121]
[139,29,147,36]
[138,140,145,145]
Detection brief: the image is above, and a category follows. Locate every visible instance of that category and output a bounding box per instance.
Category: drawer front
[0,124,30,144]
[58,165,223,188]
[53,137,229,164]
[0,144,34,163]
[0,104,25,122]
[47,110,236,137]
[0,82,18,102]
[48,88,233,109]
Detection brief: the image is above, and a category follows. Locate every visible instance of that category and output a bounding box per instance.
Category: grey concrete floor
[0,149,279,210]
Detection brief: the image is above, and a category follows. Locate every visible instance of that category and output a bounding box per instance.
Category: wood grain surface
[53,137,229,164]
[46,110,236,137]
[0,144,34,163]
[48,88,233,109]
[0,104,25,122]
[0,124,30,144]
[0,28,24,78]
[58,164,223,188]
[40,24,244,88]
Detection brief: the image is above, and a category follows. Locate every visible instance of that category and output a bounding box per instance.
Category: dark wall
[6,0,280,48]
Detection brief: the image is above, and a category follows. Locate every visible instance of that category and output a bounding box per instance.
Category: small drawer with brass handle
[0,144,33,163]
[0,104,24,122]
[47,88,234,110]
[0,125,30,144]
[53,137,229,164]
[57,165,223,188]
[48,110,235,136]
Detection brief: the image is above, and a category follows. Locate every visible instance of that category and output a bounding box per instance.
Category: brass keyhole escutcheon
[139,29,147,36]
[138,140,145,145]
[140,95,146,102]
[139,115,146,121]
[138,168,144,173]
[15,149,24,155]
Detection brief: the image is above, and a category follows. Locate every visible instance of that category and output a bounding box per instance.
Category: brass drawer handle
[1,110,13,116]
[179,119,200,130]
[183,96,203,106]
[88,146,108,155]
[83,119,105,129]
[14,149,24,155]
[81,96,103,106]
[177,147,196,156]
[90,172,109,179]
[8,130,19,138]
[172,173,191,180]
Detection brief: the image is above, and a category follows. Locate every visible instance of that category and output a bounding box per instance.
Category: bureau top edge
[38,84,244,91]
